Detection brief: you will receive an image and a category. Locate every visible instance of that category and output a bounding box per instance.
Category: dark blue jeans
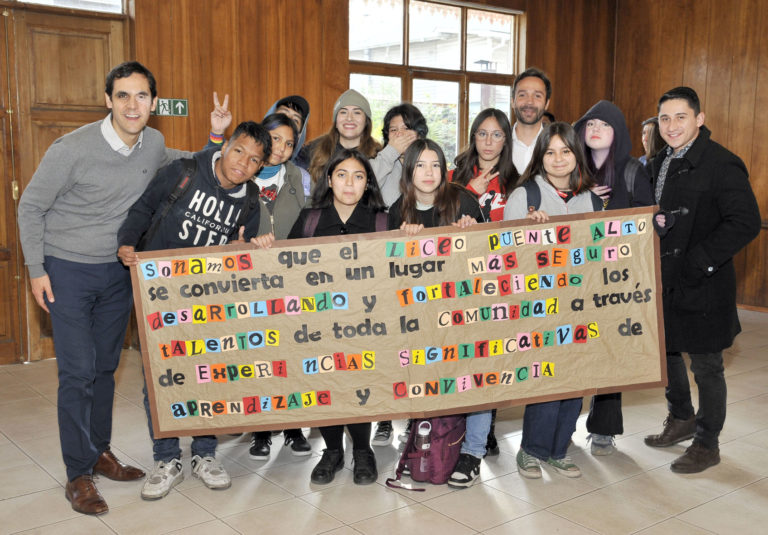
[46,257,133,481]
[665,351,726,449]
[142,371,216,462]
[520,398,582,460]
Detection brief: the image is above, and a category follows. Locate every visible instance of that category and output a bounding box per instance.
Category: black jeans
[665,351,726,449]
[586,393,623,436]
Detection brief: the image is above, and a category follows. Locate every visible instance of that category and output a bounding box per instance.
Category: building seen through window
[349,0,518,165]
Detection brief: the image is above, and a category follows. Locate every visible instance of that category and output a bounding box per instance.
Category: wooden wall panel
[615,0,768,308]
[524,0,616,123]
[133,0,349,149]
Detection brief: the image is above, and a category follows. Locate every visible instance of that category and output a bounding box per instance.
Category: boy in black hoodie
[117,121,271,500]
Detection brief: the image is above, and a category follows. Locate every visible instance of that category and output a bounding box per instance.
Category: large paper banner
[132,206,665,437]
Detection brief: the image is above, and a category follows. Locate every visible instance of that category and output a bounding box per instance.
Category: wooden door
[0,8,21,364]
[6,6,127,362]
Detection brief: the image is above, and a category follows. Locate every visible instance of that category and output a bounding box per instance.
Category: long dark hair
[519,122,594,193]
[453,108,518,194]
[642,117,666,161]
[308,116,381,184]
[399,138,466,226]
[310,148,386,212]
[382,103,428,145]
[575,120,616,188]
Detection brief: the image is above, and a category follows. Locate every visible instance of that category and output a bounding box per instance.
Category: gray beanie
[332,89,371,120]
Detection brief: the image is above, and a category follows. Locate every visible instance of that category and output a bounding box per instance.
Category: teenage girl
[573,100,654,455]
[388,138,484,488]
[450,108,518,222]
[504,122,599,479]
[449,108,519,457]
[377,103,429,207]
[305,89,416,192]
[288,148,388,486]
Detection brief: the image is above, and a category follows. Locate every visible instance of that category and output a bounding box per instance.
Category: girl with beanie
[306,89,417,194]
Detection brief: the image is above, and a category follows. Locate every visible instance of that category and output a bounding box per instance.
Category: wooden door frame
[3,2,128,361]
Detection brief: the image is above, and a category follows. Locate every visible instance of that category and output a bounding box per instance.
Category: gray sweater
[504,175,598,220]
[18,120,188,278]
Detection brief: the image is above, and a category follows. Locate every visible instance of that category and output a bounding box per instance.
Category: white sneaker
[141,459,184,500]
[191,455,231,490]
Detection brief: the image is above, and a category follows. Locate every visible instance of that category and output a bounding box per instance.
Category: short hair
[105,61,157,99]
[543,111,556,123]
[513,67,552,102]
[230,121,272,161]
[276,95,310,124]
[262,112,299,146]
[658,86,701,115]
[382,103,428,145]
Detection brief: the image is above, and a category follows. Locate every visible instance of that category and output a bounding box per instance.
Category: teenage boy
[18,61,189,516]
[117,121,271,499]
[644,87,760,473]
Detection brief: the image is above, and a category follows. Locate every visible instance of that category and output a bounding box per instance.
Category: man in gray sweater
[17,61,189,516]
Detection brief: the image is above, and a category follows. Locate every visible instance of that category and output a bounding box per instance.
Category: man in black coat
[644,87,761,473]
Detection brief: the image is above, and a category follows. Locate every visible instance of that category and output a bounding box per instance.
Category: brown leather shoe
[93,448,146,481]
[670,443,720,473]
[65,475,108,515]
[644,414,696,447]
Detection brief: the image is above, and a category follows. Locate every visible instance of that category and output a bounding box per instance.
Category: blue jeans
[665,351,726,449]
[142,372,216,462]
[461,410,492,458]
[520,398,582,460]
[46,257,133,481]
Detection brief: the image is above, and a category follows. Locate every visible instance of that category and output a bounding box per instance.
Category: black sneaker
[284,431,312,456]
[352,448,378,485]
[448,453,481,488]
[311,449,344,484]
[372,421,393,446]
[249,433,271,460]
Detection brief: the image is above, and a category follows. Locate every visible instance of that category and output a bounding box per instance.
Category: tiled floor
[1,309,767,534]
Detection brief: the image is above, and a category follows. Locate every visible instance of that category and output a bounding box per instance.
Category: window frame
[349,0,523,150]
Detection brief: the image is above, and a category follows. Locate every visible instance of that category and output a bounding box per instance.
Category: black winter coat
[649,126,761,353]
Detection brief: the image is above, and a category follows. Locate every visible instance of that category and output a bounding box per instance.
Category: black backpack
[137,158,260,250]
[302,208,388,238]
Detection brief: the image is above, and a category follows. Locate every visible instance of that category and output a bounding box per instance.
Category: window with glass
[23,0,122,13]
[349,0,519,157]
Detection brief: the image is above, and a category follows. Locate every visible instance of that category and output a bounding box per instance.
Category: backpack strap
[375,211,388,232]
[385,420,426,492]
[137,158,198,251]
[302,208,322,238]
[522,180,541,212]
[229,181,261,240]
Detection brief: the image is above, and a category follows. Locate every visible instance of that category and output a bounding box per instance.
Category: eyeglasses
[475,130,505,142]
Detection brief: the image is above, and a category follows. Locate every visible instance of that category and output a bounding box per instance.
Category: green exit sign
[154,98,188,117]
